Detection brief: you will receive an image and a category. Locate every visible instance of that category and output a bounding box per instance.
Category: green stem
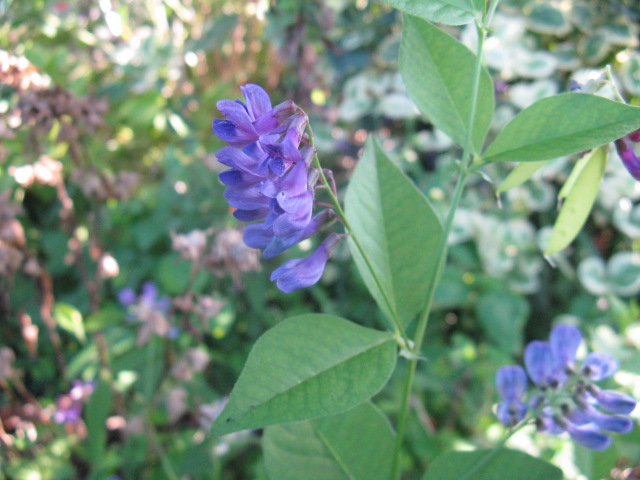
[390,15,490,480]
[307,128,411,347]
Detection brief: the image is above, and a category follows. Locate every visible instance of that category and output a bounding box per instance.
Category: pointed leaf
[497,160,550,192]
[211,314,397,436]
[345,138,443,327]
[546,147,607,254]
[401,15,494,154]
[483,93,640,163]
[385,0,482,26]
[422,448,563,480]
[263,402,396,480]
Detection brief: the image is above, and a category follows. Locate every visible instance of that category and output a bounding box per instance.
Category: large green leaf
[475,291,529,354]
[422,448,563,480]
[545,147,607,254]
[385,0,482,26]
[401,15,494,154]
[263,402,396,480]
[483,93,640,163]
[211,314,397,436]
[345,138,443,327]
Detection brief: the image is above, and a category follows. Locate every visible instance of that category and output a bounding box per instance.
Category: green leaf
[84,379,114,474]
[53,303,86,343]
[384,0,481,26]
[211,314,397,436]
[483,93,640,163]
[263,402,395,480]
[546,147,607,254]
[422,448,563,480]
[475,291,529,354]
[345,138,443,327]
[401,15,494,154]
[497,160,550,192]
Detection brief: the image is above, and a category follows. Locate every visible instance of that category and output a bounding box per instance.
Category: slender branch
[307,127,411,346]
[390,13,490,479]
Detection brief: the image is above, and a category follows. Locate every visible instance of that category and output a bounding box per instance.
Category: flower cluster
[212,84,339,293]
[118,281,177,346]
[615,129,640,181]
[496,325,637,450]
[53,380,95,425]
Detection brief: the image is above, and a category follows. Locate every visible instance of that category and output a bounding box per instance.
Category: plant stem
[390,14,490,480]
[307,128,411,347]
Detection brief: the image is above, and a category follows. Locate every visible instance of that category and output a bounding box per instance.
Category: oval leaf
[263,402,396,480]
[401,14,494,154]
[385,0,481,26]
[483,93,640,163]
[211,314,397,436]
[546,147,607,254]
[497,160,550,192]
[345,138,443,327]
[422,448,563,480]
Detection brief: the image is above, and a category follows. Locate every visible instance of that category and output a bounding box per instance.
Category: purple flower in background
[53,380,95,425]
[495,324,637,450]
[212,84,339,292]
[118,281,174,345]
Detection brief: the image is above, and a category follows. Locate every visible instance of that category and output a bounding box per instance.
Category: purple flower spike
[565,422,612,450]
[595,390,637,415]
[582,352,619,381]
[615,136,640,181]
[270,234,341,293]
[524,341,553,387]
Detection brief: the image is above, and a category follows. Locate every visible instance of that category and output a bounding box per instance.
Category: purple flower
[53,380,95,425]
[615,136,640,181]
[212,84,339,293]
[270,234,341,293]
[494,324,636,450]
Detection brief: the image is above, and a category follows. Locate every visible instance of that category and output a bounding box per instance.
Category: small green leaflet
[497,160,550,192]
[483,93,640,163]
[546,147,608,254]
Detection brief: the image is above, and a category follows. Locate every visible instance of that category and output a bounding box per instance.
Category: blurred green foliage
[1,0,640,479]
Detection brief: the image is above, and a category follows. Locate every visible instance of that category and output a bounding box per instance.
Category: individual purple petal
[496,366,528,402]
[496,400,527,427]
[270,234,340,293]
[243,223,274,250]
[524,341,553,386]
[218,169,263,187]
[566,422,612,450]
[272,195,313,238]
[118,288,136,306]
[215,146,268,177]
[595,390,637,415]
[550,325,582,370]
[582,352,618,381]
[615,136,640,181]
[581,405,634,434]
[223,185,271,210]
[233,208,269,222]
[212,119,256,148]
[217,100,255,132]
[240,84,272,119]
[262,210,335,259]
